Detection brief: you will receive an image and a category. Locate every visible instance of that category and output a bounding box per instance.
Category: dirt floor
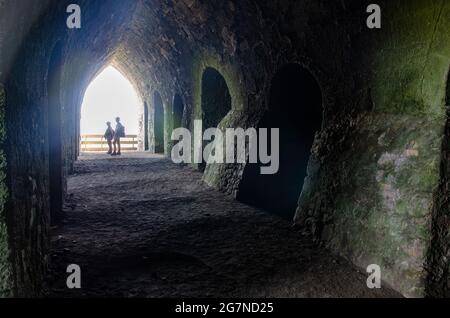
[45,153,401,298]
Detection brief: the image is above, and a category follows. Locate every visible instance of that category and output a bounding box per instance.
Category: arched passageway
[200,67,231,169]
[154,91,164,154]
[237,64,323,220]
[427,68,450,296]
[173,94,184,130]
[47,42,64,221]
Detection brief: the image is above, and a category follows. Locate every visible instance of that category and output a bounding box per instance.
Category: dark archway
[47,42,64,222]
[80,66,141,153]
[173,94,184,130]
[237,64,323,220]
[144,101,149,151]
[201,67,231,130]
[154,91,164,154]
[200,67,231,169]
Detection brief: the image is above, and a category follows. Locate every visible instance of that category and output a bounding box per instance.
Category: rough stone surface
[45,153,401,298]
[0,0,51,82]
[298,113,442,297]
[0,84,11,297]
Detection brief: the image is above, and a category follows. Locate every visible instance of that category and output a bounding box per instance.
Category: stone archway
[237,64,323,220]
[144,101,149,151]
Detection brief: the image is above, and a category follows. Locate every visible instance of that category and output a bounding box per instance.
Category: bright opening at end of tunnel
[80,66,140,136]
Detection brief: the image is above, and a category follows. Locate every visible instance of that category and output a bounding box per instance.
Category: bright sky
[80,66,140,135]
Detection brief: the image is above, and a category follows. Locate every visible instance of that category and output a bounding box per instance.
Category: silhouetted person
[104,121,115,154]
[112,117,125,156]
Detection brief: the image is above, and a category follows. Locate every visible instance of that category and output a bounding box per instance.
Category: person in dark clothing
[104,121,115,154]
[112,117,125,156]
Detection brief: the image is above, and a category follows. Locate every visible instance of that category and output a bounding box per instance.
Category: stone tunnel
[0,0,449,298]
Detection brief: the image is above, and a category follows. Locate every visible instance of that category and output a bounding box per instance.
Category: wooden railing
[80,134,138,152]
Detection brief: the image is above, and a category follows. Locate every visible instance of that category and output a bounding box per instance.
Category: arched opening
[200,67,232,169]
[47,42,64,222]
[80,66,140,153]
[154,91,164,154]
[237,64,323,220]
[144,101,149,151]
[201,67,231,130]
[173,94,184,130]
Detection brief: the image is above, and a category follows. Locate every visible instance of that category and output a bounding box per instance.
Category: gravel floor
[45,153,401,298]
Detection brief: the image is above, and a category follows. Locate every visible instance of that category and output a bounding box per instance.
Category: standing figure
[104,121,115,154]
[112,117,125,156]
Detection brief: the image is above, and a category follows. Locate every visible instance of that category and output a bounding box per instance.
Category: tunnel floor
[45,153,401,298]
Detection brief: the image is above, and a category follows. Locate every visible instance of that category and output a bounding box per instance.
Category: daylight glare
[80,66,140,135]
